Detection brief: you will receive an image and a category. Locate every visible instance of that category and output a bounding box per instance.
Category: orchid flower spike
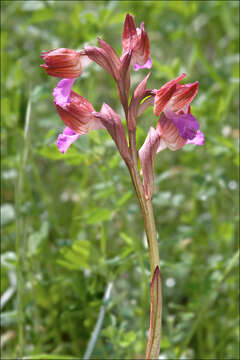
[121,13,152,71]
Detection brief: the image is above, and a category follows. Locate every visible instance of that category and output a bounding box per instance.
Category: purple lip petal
[169,112,200,140]
[57,126,80,154]
[187,130,204,145]
[53,78,75,107]
[133,57,152,71]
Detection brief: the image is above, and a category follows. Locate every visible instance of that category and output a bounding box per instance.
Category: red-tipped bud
[121,14,150,67]
[40,48,88,78]
[54,91,103,134]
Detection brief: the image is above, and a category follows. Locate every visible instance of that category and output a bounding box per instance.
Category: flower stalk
[127,125,162,360]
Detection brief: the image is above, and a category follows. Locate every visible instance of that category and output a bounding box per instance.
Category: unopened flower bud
[41,48,89,78]
[121,14,151,70]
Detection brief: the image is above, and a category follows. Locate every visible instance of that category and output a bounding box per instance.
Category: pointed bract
[139,127,161,199]
[145,266,162,359]
[84,41,120,80]
[128,73,151,130]
[118,50,132,106]
[93,104,131,164]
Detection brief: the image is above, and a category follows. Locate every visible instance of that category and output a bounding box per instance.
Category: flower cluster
[41,13,204,199]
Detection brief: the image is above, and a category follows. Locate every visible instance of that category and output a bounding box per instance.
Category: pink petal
[166,111,199,140]
[53,78,75,107]
[187,130,204,145]
[170,81,199,111]
[57,127,80,154]
[133,57,152,71]
[157,114,187,151]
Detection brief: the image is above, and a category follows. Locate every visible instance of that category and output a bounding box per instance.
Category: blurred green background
[1,1,239,359]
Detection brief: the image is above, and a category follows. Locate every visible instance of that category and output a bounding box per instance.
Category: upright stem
[127,130,162,358]
[127,130,160,275]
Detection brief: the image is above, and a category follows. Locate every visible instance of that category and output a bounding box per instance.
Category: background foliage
[1,1,239,359]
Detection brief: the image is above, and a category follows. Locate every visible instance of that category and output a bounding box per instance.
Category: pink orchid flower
[153,73,204,148]
[139,74,204,199]
[40,48,91,78]
[54,90,104,153]
[121,13,152,71]
[54,87,130,162]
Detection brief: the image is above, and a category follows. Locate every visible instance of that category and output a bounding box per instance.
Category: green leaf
[86,208,113,224]
[28,221,49,256]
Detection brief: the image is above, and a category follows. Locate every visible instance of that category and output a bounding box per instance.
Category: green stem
[127,130,160,275]
[127,129,161,359]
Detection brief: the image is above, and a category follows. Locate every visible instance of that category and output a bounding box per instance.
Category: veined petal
[53,78,75,107]
[84,45,120,80]
[154,83,177,116]
[98,38,121,70]
[157,114,187,151]
[153,73,187,116]
[161,73,186,90]
[55,91,104,135]
[187,130,204,145]
[170,81,199,111]
[40,48,85,78]
[57,127,80,154]
[133,57,152,71]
